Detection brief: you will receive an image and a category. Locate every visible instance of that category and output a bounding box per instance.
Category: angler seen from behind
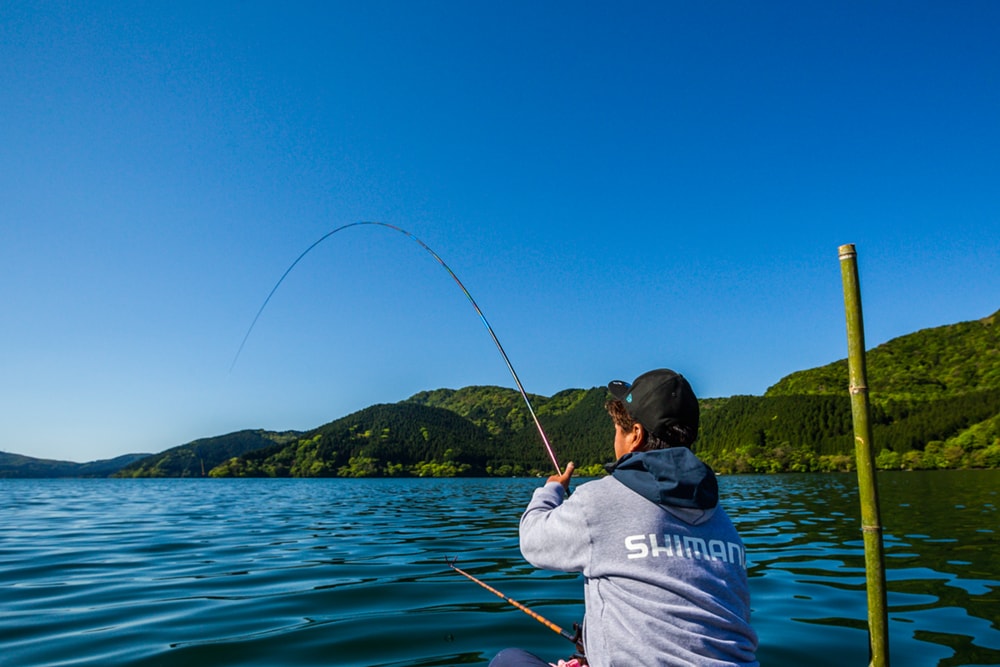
[491,369,758,667]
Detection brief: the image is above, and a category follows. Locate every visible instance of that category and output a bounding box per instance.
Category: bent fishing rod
[230,221,561,474]
[446,558,583,653]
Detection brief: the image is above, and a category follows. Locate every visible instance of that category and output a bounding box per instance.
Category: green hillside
[504,387,618,476]
[405,386,608,475]
[406,386,551,436]
[209,403,496,477]
[9,308,999,477]
[115,430,302,478]
[719,308,1000,473]
[207,392,616,479]
[694,389,1000,473]
[766,309,1000,398]
[137,307,1000,477]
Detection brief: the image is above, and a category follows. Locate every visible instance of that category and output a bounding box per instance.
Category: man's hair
[606,398,635,431]
[605,398,697,451]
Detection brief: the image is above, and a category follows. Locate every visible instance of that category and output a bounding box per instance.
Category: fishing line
[230,221,561,474]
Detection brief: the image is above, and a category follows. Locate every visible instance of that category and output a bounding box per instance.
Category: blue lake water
[1,471,998,666]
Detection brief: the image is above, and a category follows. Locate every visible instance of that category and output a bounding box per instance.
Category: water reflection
[723,471,1000,666]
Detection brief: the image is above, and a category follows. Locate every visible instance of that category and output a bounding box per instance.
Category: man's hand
[547,461,575,493]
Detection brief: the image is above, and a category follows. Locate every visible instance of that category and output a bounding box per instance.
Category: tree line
[115,308,999,478]
[199,386,999,478]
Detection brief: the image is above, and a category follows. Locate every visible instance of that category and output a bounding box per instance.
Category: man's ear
[628,422,647,452]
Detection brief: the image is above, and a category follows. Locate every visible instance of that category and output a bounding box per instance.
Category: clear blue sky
[3,1,998,463]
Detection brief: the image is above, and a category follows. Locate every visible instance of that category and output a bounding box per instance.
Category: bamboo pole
[838,244,890,667]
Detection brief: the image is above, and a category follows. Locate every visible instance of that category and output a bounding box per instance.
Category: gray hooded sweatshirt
[520,448,758,667]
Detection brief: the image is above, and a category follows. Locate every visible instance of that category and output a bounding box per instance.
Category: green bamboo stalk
[838,244,890,667]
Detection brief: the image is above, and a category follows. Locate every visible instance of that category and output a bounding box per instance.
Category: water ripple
[1,472,998,666]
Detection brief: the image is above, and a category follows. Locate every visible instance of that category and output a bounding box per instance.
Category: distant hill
[206,391,621,478]
[8,308,999,477]
[766,309,1000,398]
[209,403,494,477]
[211,308,999,476]
[115,430,302,478]
[0,451,151,478]
[700,309,1000,472]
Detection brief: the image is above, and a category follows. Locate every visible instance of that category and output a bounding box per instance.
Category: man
[490,369,758,667]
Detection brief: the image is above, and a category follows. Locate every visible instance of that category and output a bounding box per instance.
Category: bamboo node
[862,524,883,533]
[850,384,868,394]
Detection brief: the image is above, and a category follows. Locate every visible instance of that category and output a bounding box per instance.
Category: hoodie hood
[609,448,719,510]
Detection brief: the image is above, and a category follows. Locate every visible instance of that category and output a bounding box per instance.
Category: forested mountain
[767,309,999,398]
[209,308,998,476]
[406,386,551,436]
[115,430,302,478]
[694,389,1000,472]
[206,391,618,478]
[8,308,999,477]
[405,386,611,474]
[725,308,1000,472]
[209,403,495,477]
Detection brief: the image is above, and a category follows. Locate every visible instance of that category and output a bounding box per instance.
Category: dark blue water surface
[1,471,997,666]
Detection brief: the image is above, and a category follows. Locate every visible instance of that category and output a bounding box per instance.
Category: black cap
[608,369,700,442]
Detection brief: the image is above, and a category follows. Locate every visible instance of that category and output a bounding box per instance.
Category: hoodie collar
[608,448,719,510]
